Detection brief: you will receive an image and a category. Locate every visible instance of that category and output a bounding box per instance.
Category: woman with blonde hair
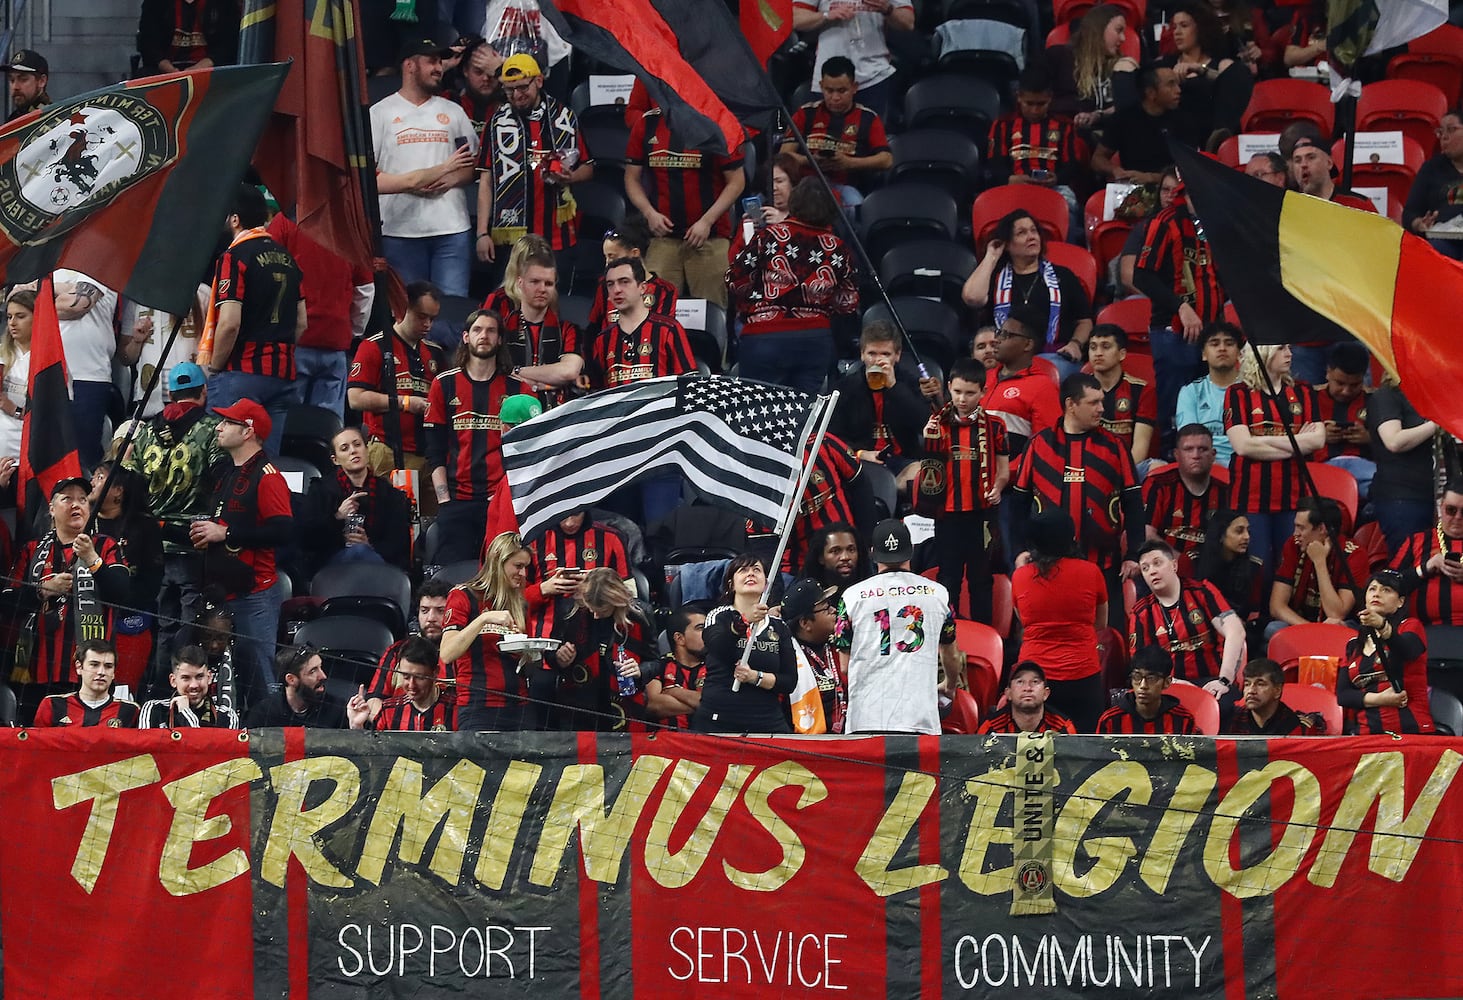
[0,288,34,463]
[1223,343,1324,571]
[550,567,655,731]
[482,233,556,317]
[1051,4,1139,127]
[441,531,568,731]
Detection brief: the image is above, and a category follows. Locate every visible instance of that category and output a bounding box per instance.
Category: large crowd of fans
[1,0,1461,740]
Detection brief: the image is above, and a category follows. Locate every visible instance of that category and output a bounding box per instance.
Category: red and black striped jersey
[425,367,528,501]
[1223,382,1320,514]
[785,434,860,572]
[1096,693,1198,734]
[586,273,679,333]
[980,363,1061,457]
[790,100,889,185]
[530,523,630,579]
[1338,617,1434,735]
[976,707,1077,734]
[1143,467,1224,560]
[583,313,696,390]
[372,695,456,732]
[627,110,744,239]
[1310,385,1370,461]
[1225,703,1326,736]
[987,113,1078,178]
[1015,424,1141,566]
[1274,534,1370,621]
[551,608,656,732]
[480,290,581,372]
[444,587,525,711]
[366,637,448,699]
[1391,530,1463,626]
[349,330,442,457]
[11,535,125,685]
[656,654,707,731]
[448,87,499,141]
[1097,372,1157,451]
[1134,203,1225,332]
[211,232,300,379]
[923,408,1009,515]
[1129,580,1234,684]
[479,99,590,251]
[33,693,140,728]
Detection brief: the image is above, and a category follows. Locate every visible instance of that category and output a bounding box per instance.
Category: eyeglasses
[503,81,534,94]
[995,327,1027,340]
[1437,125,1463,137]
[1443,504,1463,518]
[1129,671,1167,686]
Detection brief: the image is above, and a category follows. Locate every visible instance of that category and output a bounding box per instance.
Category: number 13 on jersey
[872,605,925,655]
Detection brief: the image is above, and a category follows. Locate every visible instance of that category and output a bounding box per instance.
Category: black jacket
[299,471,412,574]
[828,369,929,459]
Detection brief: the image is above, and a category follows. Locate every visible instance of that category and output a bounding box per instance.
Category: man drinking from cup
[829,320,930,494]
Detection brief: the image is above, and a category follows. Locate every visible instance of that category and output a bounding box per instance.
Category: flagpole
[731,389,839,691]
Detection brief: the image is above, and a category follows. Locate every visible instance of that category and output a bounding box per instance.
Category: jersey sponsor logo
[0,90,177,245]
[436,113,450,125]
[1063,466,1085,483]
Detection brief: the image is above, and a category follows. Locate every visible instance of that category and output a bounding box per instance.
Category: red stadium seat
[1090,220,1134,294]
[992,573,1014,638]
[1168,681,1220,735]
[1387,24,1463,107]
[1266,622,1354,667]
[1045,241,1098,301]
[1281,683,1344,736]
[1121,350,1155,385]
[1084,189,1107,235]
[1331,136,1422,221]
[1052,0,1095,26]
[1216,134,1241,167]
[942,687,984,733]
[956,619,1004,711]
[1242,79,1335,135]
[971,185,1070,252]
[1096,297,1152,347]
[1350,521,1390,573]
[1357,79,1448,157]
[1097,625,1129,694]
[1046,21,1142,60]
[1305,462,1359,533]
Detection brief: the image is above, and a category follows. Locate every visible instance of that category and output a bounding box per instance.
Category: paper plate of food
[498,634,563,654]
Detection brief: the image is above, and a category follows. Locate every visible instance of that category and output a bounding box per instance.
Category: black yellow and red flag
[1174,142,1463,438]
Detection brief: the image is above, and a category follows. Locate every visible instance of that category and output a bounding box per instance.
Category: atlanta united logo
[1017,860,1049,894]
[0,90,174,245]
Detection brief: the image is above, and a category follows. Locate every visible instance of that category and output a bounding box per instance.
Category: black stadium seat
[281,404,343,472]
[311,562,413,638]
[863,297,964,374]
[889,129,983,203]
[877,240,978,309]
[294,615,396,689]
[902,74,1003,141]
[857,183,959,263]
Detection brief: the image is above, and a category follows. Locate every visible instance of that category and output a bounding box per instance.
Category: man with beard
[366,579,452,700]
[426,309,528,560]
[370,36,479,296]
[1143,424,1224,561]
[799,522,866,591]
[300,427,412,574]
[245,645,371,728]
[32,640,139,728]
[139,645,241,728]
[10,478,130,723]
[977,662,1076,734]
[349,281,445,477]
[447,37,504,139]
[476,54,592,270]
[645,604,707,730]
[2,49,49,121]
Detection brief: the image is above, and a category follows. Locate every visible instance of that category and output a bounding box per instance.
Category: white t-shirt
[0,347,29,459]
[835,569,954,735]
[798,0,913,89]
[119,291,205,417]
[54,269,119,384]
[370,93,479,238]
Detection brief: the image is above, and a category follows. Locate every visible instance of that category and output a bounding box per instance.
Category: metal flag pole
[732,389,840,691]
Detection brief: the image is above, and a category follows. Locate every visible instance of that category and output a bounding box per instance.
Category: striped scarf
[993,259,1062,351]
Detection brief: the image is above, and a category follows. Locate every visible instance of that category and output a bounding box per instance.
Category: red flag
[18,276,83,515]
[742,0,794,65]
[241,0,379,276]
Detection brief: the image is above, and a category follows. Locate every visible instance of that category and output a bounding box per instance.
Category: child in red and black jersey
[923,358,1010,623]
[549,570,656,732]
[1085,325,1157,465]
[644,606,708,731]
[781,56,892,203]
[1336,570,1434,735]
[977,662,1077,734]
[32,639,139,728]
[1097,645,1200,735]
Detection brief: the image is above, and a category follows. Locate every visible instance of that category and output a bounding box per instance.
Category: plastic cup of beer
[865,365,887,390]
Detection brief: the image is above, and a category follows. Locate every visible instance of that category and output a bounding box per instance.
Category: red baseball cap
[213,399,271,441]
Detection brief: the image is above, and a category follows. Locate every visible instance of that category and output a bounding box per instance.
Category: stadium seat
[889,129,983,202]
[1305,462,1358,533]
[1096,297,1152,345]
[1120,350,1155,385]
[558,294,593,331]
[1090,220,1134,293]
[574,180,627,243]
[1215,134,1241,167]
[1330,134,1424,221]
[903,74,1003,141]
[430,560,483,587]
[1241,79,1334,135]
[1045,241,1098,301]
[581,122,630,164]
[273,456,322,493]
[957,619,1004,710]
[311,562,412,636]
[1097,626,1128,697]
[876,240,978,308]
[859,184,960,262]
[366,72,401,106]
[1046,21,1142,60]
[1167,681,1220,735]
[1430,688,1463,737]
[935,23,1024,94]
[1357,79,1448,157]
[1350,520,1390,573]
[1051,0,1095,26]
[942,687,984,733]
[970,184,1070,251]
[435,294,476,340]
[0,680,15,726]
[1280,683,1344,736]
[281,404,343,472]
[991,573,1013,638]
[294,615,396,689]
[863,297,964,374]
[1387,24,1463,107]
[1266,622,1354,667]
[570,79,635,128]
[861,462,900,520]
[1083,189,1107,234]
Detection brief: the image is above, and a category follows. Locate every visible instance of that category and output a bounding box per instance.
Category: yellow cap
[500,53,543,82]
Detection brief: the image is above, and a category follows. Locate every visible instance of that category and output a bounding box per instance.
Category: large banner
[3,729,1463,998]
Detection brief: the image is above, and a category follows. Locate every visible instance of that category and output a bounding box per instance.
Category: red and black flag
[742,0,796,66]
[0,64,288,316]
[17,276,82,516]
[238,0,380,276]
[1174,141,1463,438]
[536,0,781,153]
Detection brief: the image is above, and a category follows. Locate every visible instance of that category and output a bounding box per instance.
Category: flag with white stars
[503,375,829,537]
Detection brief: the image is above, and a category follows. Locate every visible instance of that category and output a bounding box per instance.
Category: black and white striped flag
[502,376,829,537]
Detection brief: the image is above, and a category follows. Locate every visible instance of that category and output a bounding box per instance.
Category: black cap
[1009,660,1047,684]
[399,36,451,62]
[871,518,913,564]
[781,579,837,622]
[50,476,91,498]
[1367,568,1414,598]
[2,49,47,75]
